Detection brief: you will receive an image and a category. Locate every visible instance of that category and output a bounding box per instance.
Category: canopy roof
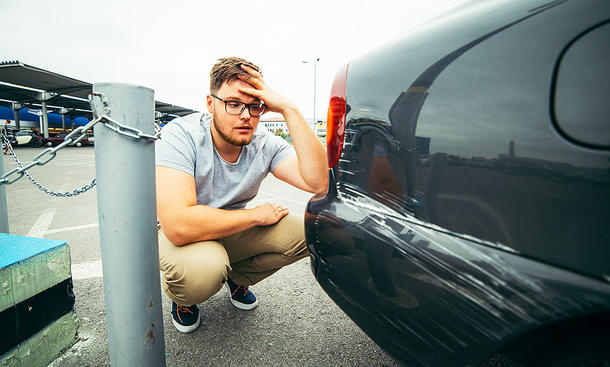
[0,60,197,122]
[0,60,91,99]
[155,101,198,121]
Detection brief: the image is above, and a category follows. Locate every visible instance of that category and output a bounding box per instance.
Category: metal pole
[0,153,8,233]
[302,58,320,131]
[41,99,49,139]
[60,108,67,132]
[313,59,318,130]
[92,83,166,367]
[12,103,21,131]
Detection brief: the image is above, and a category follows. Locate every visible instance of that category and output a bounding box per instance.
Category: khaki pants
[158,213,308,306]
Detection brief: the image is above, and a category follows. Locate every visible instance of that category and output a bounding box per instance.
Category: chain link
[0,104,159,194]
[1,130,97,196]
[101,114,161,141]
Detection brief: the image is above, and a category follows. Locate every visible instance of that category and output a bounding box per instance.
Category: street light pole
[302,58,320,131]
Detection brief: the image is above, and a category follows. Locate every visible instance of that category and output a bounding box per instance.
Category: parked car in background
[43,132,89,147]
[305,0,610,366]
[10,130,42,147]
[85,132,94,146]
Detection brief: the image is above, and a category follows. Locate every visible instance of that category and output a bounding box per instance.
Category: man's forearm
[160,200,289,246]
[282,106,328,192]
[162,205,258,245]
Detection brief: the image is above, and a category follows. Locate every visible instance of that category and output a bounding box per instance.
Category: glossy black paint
[305,0,610,365]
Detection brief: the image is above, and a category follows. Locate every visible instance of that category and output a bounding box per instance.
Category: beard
[212,112,254,146]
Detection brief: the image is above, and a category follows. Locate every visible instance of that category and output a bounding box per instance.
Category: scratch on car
[325,187,610,347]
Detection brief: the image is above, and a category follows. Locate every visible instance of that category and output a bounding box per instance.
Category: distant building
[260,116,288,134]
[260,116,326,136]
[314,120,326,136]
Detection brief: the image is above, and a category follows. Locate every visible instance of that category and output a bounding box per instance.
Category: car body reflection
[306,0,610,365]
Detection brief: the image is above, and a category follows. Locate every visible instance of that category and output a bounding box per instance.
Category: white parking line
[46,222,99,234]
[71,260,103,280]
[27,208,56,238]
[53,163,94,167]
[71,260,163,280]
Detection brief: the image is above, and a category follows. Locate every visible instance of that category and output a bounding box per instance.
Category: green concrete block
[0,234,69,312]
[0,311,78,367]
[10,245,71,309]
[0,233,77,364]
[0,268,10,313]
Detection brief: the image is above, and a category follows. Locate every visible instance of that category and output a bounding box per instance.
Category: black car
[305,0,610,366]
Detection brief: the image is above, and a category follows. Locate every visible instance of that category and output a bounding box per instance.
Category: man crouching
[155,57,328,333]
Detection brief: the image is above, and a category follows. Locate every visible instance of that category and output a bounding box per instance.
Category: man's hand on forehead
[238,64,265,90]
[237,64,295,114]
[223,85,262,104]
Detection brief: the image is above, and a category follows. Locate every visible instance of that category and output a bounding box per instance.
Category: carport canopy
[0,60,197,134]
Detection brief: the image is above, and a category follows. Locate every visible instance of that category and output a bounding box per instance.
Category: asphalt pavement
[2,147,399,367]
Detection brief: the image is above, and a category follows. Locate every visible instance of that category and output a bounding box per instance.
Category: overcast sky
[2,0,468,121]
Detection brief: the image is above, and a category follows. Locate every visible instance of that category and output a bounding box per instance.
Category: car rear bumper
[305,171,610,366]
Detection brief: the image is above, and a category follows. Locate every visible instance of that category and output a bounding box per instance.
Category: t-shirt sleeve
[267,134,296,172]
[155,122,197,176]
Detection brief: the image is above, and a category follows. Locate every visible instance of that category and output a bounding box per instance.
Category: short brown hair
[209,57,261,93]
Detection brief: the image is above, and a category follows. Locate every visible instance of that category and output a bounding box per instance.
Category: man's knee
[277,214,308,259]
[281,236,309,259]
[163,256,230,305]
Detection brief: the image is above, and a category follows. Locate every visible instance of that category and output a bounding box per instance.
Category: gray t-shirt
[155,112,295,209]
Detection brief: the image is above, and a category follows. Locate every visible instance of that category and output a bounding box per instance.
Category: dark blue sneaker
[226,277,258,310]
[171,302,200,333]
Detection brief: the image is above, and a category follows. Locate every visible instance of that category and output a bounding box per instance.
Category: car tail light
[326,64,349,168]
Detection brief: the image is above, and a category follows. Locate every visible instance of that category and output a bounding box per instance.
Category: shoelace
[231,285,249,298]
[176,305,194,323]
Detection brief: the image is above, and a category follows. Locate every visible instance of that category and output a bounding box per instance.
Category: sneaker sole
[225,283,259,310]
[171,313,201,333]
[230,297,259,310]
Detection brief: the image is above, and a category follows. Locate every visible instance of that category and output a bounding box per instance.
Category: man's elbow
[309,176,329,194]
[161,224,190,246]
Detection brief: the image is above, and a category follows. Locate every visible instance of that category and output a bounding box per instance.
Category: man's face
[207,79,261,147]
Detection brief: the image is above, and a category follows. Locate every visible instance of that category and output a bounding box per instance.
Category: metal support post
[92,83,166,367]
[60,108,67,131]
[41,99,49,138]
[0,154,8,233]
[12,102,21,130]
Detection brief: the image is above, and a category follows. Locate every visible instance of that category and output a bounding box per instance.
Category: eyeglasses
[211,94,265,117]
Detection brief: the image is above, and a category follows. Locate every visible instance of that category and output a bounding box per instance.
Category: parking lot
[2,146,398,366]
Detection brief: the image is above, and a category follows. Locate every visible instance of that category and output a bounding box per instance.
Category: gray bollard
[91,83,166,367]
[0,153,8,233]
